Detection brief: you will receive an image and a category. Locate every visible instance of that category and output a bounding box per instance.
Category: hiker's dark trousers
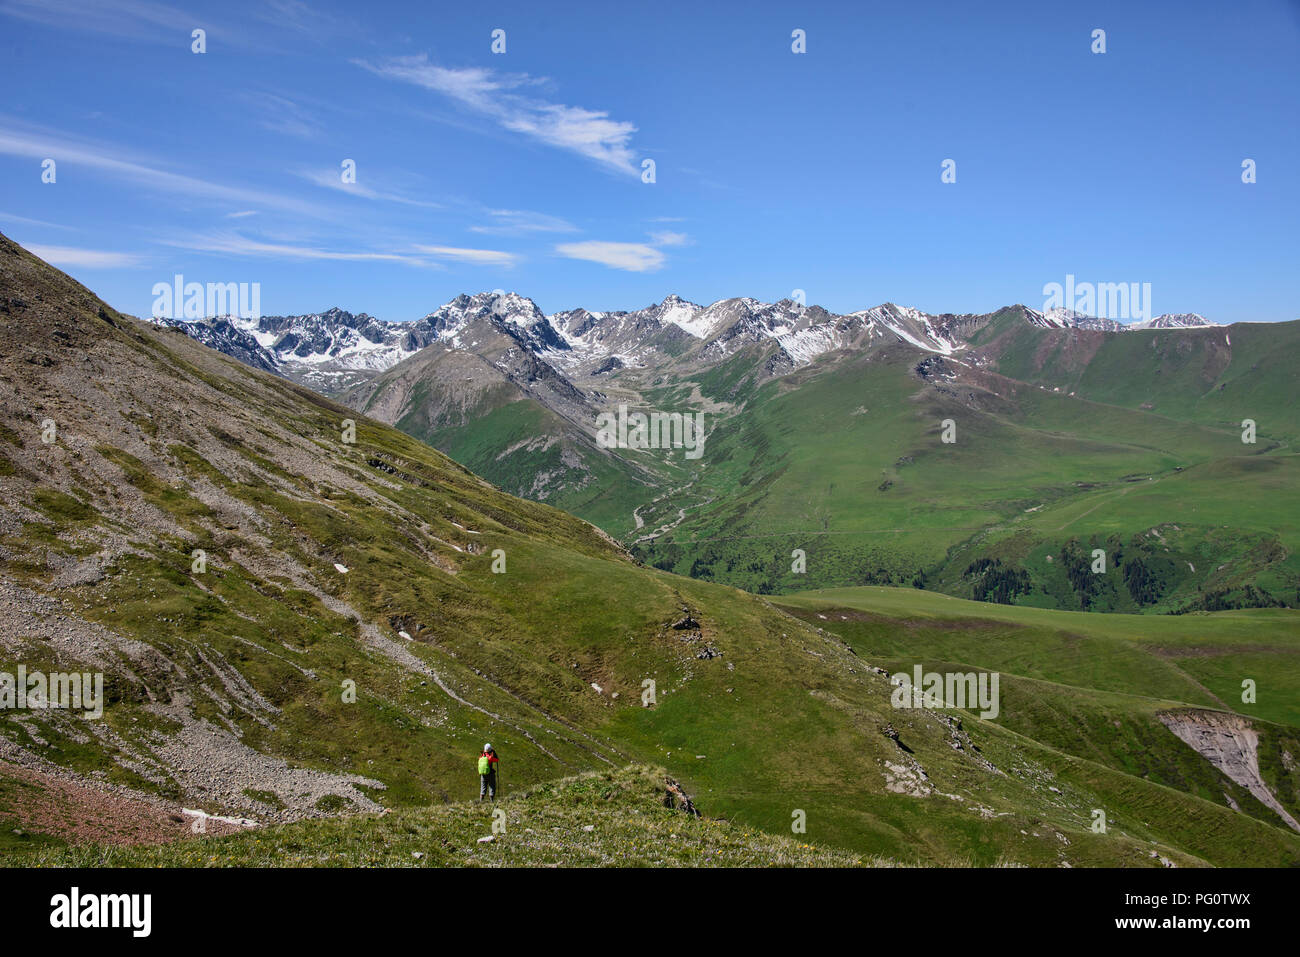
[480,771,496,800]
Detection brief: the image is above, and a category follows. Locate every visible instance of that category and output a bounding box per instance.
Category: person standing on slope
[478,743,499,802]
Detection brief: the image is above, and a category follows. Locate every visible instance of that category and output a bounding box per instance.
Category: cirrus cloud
[555,229,691,272]
[160,232,434,266]
[26,244,142,268]
[355,55,640,175]
[554,240,665,273]
[413,244,517,267]
[649,230,690,247]
[470,208,577,236]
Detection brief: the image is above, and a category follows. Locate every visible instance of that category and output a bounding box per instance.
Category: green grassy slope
[17,766,878,868]
[975,318,1300,443]
[777,586,1300,853]
[4,234,1297,867]
[778,587,1300,722]
[629,338,1296,612]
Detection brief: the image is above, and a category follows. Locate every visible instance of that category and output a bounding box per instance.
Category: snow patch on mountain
[1129,313,1218,330]
[851,304,964,356]
[153,291,1221,397]
[1025,307,1214,333]
[660,295,710,337]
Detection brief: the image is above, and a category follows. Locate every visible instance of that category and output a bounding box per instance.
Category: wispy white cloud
[555,230,691,272]
[254,0,356,41]
[649,230,691,247]
[0,0,326,52]
[0,120,326,218]
[224,210,259,219]
[413,244,517,267]
[0,0,224,44]
[161,232,435,266]
[355,55,640,174]
[27,244,142,268]
[470,208,577,236]
[555,240,665,273]
[296,168,442,208]
[0,210,73,230]
[244,91,322,139]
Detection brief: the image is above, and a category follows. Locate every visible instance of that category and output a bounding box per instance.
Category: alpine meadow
[0,0,1297,939]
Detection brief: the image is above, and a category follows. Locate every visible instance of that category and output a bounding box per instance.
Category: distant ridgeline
[150,284,1298,614]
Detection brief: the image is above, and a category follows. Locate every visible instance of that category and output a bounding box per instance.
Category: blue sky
[1,0,1296,323]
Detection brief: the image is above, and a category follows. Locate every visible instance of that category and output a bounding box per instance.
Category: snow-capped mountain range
[1030,307,1217,332]
[150,293,1218,393]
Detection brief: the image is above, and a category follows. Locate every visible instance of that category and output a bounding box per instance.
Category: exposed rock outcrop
[1158,710,1300,833]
